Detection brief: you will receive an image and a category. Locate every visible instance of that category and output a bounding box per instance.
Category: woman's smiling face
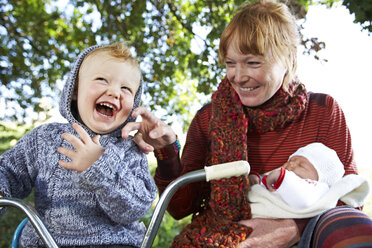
[225,39,287,107]
[75,51,140,134]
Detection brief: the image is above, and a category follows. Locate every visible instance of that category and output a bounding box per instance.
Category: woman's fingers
[122,106,178,149]
[147,120,162,139]
[122,107,163,138]
[149,122,177,143]
[133,132,154,154]
[121,122,142,139]
[132,106,158,123]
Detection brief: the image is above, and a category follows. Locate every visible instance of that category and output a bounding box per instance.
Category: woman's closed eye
[247,61,262,67]
[225,61,236,66]
[248,61,260,65]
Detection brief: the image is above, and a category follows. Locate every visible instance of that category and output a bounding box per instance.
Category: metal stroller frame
[0,161,250,248]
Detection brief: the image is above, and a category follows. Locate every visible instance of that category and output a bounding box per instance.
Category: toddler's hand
[58,123,104,172]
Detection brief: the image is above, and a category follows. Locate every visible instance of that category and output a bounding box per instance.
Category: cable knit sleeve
[73,139,157,224]
[0,128,39,200]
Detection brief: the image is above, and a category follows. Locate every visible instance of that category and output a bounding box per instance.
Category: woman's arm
[155,104,212,219]
[318,95,357,174]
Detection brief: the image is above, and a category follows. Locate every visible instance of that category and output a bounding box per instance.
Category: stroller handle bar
[204,160,250,181]
[141,160,250,248]
[0,160,249,248]
[0,197,59,248]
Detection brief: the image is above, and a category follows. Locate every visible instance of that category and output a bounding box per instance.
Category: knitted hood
[59,45,142,139]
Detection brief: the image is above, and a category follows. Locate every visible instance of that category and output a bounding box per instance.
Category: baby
[249,142,345,209]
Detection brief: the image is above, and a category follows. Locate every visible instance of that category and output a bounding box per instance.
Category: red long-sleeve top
[154,92,357,232]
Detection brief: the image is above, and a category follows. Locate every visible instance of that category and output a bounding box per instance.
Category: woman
[122,0,372,247]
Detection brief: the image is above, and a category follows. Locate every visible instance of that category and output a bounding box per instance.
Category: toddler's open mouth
[96,102,116,117]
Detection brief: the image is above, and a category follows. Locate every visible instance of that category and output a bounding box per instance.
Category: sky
[45,2,372,169]
[295,3,372,169]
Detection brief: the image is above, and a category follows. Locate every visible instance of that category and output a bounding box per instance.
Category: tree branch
[165,2,213,51]
[0,15,45,56]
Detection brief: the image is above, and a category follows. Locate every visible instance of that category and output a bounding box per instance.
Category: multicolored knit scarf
[171,77,308,248]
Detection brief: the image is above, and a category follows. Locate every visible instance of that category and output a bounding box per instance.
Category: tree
[342,0,372,32]
[1,0,370,129]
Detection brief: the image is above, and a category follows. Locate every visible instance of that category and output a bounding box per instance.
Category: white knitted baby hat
[289,143,345,186]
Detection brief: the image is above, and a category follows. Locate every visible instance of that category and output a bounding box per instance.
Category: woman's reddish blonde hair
[219,0,300,90]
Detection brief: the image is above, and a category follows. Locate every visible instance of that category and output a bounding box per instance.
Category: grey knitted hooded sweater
[0,45,157,247]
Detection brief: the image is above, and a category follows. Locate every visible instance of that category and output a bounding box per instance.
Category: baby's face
[283,156,318,181]
[75,51,140,134]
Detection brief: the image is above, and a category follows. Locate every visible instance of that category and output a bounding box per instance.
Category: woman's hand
[238,218,300,248]
[58,123,104,172]
[121,106,177,154]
